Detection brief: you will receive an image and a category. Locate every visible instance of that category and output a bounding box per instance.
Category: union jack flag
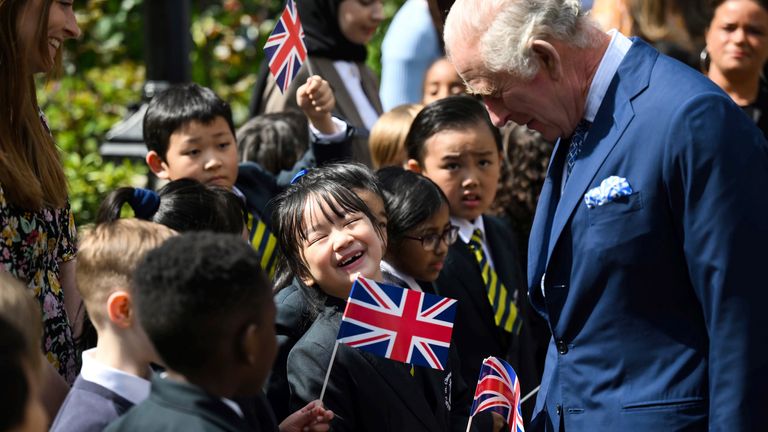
[470,357,525,432]
[337,277,457,370]
[263,0,307,94]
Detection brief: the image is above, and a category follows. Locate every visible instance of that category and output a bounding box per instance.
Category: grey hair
[445,0,595,80]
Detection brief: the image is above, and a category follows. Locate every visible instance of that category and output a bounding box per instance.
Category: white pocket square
[584,176,633,209]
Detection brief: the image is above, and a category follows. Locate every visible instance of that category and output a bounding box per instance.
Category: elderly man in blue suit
[444,0,768,430]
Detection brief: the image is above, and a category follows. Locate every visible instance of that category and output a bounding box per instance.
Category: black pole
[144,0,191,86]
[100,0,192,188]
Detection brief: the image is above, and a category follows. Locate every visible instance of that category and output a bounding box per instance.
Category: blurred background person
[421,57,466,105]
[251,0,384,166]
[591,0,709,68]
[703,0,768,137]
[369,103,422,169]
[380,0,444,110]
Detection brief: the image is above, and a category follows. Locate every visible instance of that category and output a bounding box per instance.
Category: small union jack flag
[263,0,307,94]
[470,357,525,432]
[337,277,457,370]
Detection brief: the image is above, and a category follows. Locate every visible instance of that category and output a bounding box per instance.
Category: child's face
[152,117,238,189]
[389,203,451,282]
[300,196,385,299]
[416,123,501,222]
[422,59,465,105]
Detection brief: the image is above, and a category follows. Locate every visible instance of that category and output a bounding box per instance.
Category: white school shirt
[380,260,423,292]
[79,348,152,405]
[451,216,495,270]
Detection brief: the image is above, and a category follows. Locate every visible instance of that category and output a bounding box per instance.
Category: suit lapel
[360,352,442,432]
[544,40,655,268]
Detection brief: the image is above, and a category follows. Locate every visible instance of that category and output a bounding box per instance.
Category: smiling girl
[272,167,497,432]
[1,0,82,388]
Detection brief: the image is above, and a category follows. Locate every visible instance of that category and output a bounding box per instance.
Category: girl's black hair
[270,162,386,290]
[271,165,386,318]
[376,167,449,248]
[97,178,246,235]
[405,95,502,163]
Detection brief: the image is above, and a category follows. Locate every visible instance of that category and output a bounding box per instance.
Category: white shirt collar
[583,30,633,122]
[380,261,422,292]
[79,348,152,405]
[221,398,245,418]
[450,216,486,245]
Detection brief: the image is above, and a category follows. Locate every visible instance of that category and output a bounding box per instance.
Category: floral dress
[0,183,79,384]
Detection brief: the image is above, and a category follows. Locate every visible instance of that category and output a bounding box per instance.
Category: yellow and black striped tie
[467,229,520,333]
[247,212,278,280]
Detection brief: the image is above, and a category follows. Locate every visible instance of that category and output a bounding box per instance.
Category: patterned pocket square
[584,176,633,208]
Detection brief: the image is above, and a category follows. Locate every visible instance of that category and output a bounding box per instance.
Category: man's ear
[146,151,171,180]
[106,291,133,328]
[531,39,562,81]
[406,159,422,174]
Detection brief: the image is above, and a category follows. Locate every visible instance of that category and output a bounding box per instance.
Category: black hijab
[297,0,368,62]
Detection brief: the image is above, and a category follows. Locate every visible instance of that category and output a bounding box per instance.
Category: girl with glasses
[376,166,457,291]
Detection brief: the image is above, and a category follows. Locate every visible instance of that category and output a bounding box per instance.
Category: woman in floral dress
[1,0,82,385]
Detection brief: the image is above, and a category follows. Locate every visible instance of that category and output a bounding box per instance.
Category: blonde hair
[76,219,176,327]
[369,104,423,169]
[0,0,68,210]
[0,271,43,373]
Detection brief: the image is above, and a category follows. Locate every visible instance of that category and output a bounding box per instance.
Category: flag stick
[319,340,340,403]
[521,385,541,405]
[465,414,473,432]
[306,59,316,78]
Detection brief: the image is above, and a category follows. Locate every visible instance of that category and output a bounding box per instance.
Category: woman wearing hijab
[252,0,384,166]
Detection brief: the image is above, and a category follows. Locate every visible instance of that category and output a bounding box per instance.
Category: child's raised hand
[278,399,334,432]
[296,75,336,134]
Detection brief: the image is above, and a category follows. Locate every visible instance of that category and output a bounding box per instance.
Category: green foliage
[40,0,405,226]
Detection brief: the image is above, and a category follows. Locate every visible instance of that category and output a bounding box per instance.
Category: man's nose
[483,97,509,128]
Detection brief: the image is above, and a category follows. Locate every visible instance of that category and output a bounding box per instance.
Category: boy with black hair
[105,232,333,432]
[405,96,543,422]
[143,78,352,279]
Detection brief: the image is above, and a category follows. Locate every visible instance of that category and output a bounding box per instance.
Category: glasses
[403,226,460,251]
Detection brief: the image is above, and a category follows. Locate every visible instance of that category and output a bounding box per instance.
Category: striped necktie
[467,229,520,333]
[246,212,278,279]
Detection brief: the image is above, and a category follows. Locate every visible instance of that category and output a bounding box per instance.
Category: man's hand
[296,75,336,135]
[279,400,334,432]
[491,412,507,432]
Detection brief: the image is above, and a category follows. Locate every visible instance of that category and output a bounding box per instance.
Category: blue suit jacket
[527,40,768,431]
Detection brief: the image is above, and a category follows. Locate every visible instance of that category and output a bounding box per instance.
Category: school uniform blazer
[527,40,768,431]
[265,279,313,422]
[50,375,134,432]
[287,297,493,432]
[104,376,273,432]
[434,215,540,414]
[259,57,383,166]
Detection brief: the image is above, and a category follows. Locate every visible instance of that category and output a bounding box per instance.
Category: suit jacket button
[556,404,562,416]
[556,339,568,354]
